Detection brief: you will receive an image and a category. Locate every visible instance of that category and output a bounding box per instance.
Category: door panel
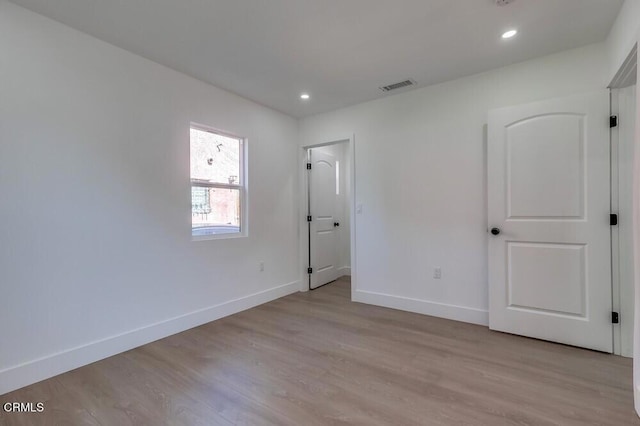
[488,90,612,352]
[309,150,339,289]
[507,114,584,219]
[508,242,586,316]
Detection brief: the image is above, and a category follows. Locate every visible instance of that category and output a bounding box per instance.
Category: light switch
[433,267,442,279]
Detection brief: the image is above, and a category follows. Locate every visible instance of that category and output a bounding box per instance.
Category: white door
[309,149,340,289]
[488,90,612,352]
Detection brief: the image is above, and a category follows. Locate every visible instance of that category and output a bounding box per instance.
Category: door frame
[609,43,638,357]
[299,136,357,296]
[607,42,639,415]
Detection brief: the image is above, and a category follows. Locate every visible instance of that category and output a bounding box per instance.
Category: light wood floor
[1,277,637,425]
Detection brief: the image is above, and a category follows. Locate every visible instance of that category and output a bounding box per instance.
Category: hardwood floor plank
[125,341,300,425]
[0,378,102,426]
[1,277,637,425]
[56,354,233,426]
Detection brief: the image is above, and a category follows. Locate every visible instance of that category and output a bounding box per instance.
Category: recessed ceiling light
[501,29,518,39]
[300,93,310,100]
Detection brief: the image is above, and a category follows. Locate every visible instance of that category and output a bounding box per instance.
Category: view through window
[190,126,244,238]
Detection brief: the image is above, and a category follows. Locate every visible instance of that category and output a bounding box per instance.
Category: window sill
[192,232,247,242]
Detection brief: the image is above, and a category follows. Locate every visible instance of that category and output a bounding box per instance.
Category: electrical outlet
[259,262,264,272]
[433,267,442,279]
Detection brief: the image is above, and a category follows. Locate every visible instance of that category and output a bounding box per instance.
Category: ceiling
[10,0,623,118]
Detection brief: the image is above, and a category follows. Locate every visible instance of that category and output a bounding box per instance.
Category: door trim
[610,85,636,357]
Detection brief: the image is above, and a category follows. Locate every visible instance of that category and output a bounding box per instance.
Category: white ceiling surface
[10,0,623,118]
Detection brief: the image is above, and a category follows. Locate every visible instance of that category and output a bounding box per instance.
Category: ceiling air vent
[380,79,415,92]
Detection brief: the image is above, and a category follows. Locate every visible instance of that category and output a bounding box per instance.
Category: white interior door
[488,90,612,352]
[309,149,340,289]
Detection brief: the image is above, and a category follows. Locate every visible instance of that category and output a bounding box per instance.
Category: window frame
[190,123,247,241]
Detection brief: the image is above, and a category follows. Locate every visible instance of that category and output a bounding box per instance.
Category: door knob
[334,222,340,227]
[490,227,501,236]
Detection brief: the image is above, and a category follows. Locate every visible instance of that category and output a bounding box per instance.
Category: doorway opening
[302,138,355,291]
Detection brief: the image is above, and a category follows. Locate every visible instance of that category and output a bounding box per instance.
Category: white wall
[607,0,640,83]
[0,1,300,394]
[300,43,608,325]
[311,143,351,273]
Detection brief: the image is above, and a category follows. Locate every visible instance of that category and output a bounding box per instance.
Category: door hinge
[612,312,620,324]
[306,163,312,170]
[610,115,618,128]
[307,267,313,274]
[307,215,312,222]
[610,214,618,226]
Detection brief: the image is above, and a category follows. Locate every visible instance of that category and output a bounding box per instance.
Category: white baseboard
[353,289,489,326]
[338,266,351,276]
[0,281,299,396]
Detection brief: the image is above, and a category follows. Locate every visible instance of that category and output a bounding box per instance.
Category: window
[190,125,245,239]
